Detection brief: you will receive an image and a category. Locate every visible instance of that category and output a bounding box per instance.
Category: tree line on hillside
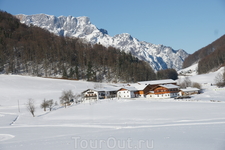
[0,11,178,82]
[198,44,225,74]
[182,34,225,74]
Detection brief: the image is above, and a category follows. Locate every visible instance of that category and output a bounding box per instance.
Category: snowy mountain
[16,14,189,71]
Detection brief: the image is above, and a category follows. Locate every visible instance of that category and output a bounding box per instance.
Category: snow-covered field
[1,72,225,150]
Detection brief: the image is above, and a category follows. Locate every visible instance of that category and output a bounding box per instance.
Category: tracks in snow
[1,118,225,129]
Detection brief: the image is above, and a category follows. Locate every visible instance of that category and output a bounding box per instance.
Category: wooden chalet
[146,84,180,98]
[127,84,152,98]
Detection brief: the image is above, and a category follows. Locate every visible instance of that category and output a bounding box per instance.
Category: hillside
[183,34,225,74]
[16,14,189,71]
[198,42,225,74]
[0,11,157,82]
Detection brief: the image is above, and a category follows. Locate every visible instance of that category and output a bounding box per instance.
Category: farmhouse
[180,87,200,96]
[128,84,152,98]
[117,86,137,98]
[102,86,121,99]
[82,87,121,100]
[82,79,180,100]
[82,89,102,100]
[146,84,180,98]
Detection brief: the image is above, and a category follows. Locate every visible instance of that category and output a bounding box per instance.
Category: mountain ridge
[16,14,189,71]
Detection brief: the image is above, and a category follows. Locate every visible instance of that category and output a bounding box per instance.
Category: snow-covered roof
[180,87,200,92]
[102,86,121,91]
[119,86,137,91]
[127,83,148,90]
[82,89,99,93]
[138,79,176,85]
[160,84,179,89]
[133,84,148,90]
[94,88,106,92]
[94,86,121,92]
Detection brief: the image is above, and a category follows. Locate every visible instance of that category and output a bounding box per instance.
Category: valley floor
[0,75,225,150]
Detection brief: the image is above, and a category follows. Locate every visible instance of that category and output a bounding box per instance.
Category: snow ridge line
[3,120,225,129]
[0,134,15,141]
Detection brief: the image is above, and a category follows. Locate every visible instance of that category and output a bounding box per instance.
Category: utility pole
[18,100,20,113]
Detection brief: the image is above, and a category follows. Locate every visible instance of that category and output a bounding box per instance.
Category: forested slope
[198,43,225,74]
[182,34,225,74]
[183,34,225,68]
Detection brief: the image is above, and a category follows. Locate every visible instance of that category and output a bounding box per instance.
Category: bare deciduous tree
[214,71,225,87]
[74,93,82,104]
[54,101,58,106]
[59,90,74,108]
[40,99,49,111]
[41,99,58,111]
[192,82,202,89]
[47,99,58,111]
[179,77,192,89]
[27,99,36,117]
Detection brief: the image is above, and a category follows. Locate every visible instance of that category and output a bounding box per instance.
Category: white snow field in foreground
[0,75,225,150]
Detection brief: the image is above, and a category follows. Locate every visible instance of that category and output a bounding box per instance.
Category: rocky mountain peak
[15,13,189,71]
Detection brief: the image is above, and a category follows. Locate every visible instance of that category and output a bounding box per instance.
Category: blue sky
[1,0,225,54]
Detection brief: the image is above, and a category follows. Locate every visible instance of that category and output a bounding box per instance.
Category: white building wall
[147,92,179,99]
[83,90,99,100]
[137,94,145,98]
[117,90,135,98]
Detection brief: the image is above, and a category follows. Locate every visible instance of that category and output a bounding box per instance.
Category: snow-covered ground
[178,63,198,76]
[1,73,225,150]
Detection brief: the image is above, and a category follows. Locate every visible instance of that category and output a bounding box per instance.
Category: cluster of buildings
[82,79,200,100]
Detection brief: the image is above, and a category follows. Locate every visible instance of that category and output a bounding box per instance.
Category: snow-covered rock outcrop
[16,14,189,71]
